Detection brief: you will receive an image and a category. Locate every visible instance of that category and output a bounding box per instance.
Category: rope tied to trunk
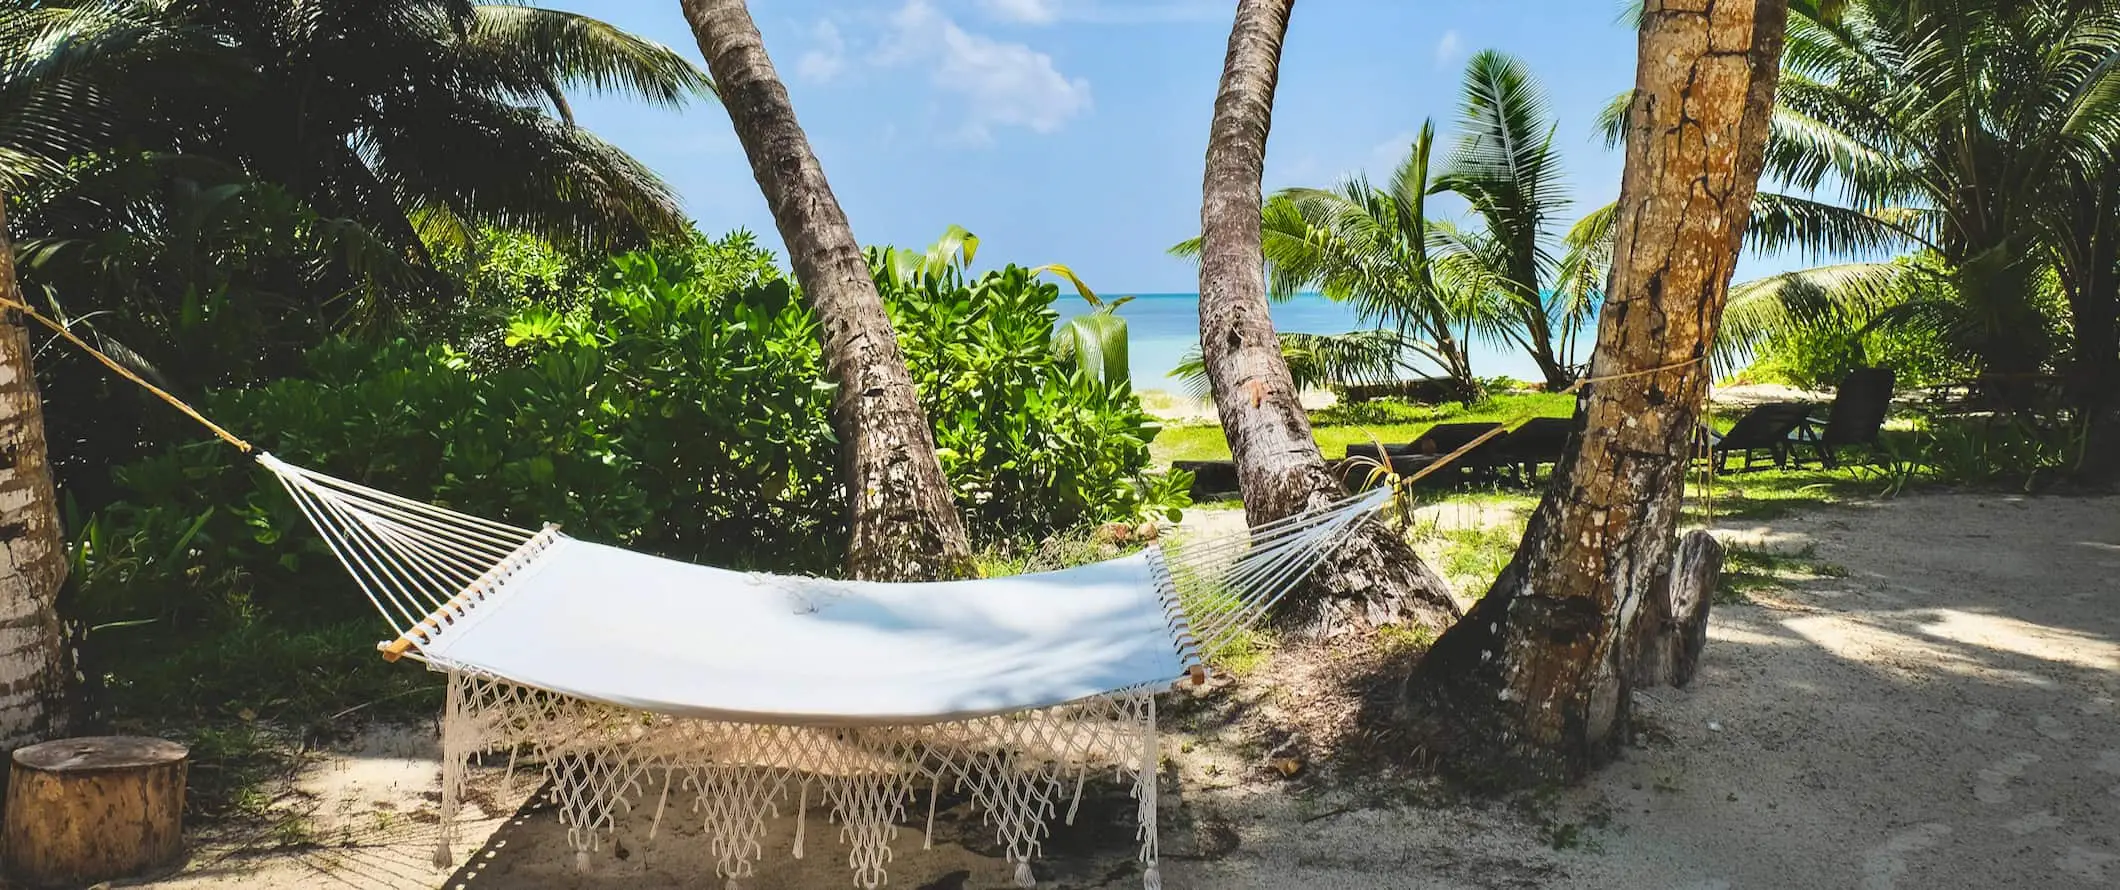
[0,296,254,453]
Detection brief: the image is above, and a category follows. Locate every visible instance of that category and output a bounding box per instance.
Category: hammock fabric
[256,453,1393,889]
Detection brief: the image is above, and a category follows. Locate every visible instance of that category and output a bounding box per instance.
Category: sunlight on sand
[1915,609,2120,673]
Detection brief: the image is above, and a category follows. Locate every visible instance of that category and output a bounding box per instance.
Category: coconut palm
[1696,0,2120,419]
[1430,50,1617,391]
[681,0,975,581]
[1174,120,1493,398]
[1179,52,1613,394]
[1190,0,1459,635]
[1405,0,1790,785]
[0,0,711,259]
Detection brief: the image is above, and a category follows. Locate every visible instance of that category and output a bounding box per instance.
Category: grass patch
[1151,393,1577,465]
[1439,522,1524,590]
[1685,467,1884,523]
[1213,628,1274,678]
[1717,542,1850,603]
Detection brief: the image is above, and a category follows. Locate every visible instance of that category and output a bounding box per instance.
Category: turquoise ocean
[1054,292,1548,391]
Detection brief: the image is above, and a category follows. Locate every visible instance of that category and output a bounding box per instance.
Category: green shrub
[1742,322,1972,390]
[69,232,1187,677]
[884,262,1181,535]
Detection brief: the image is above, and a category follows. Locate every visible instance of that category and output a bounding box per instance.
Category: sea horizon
[1054,291,1552,391]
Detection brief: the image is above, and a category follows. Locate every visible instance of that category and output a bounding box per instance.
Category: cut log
[3,736,188,888]
[1629,530,1723,689]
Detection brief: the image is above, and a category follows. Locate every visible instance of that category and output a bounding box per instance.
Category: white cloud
[1434,29,1463,70]
[797,20,847,83]
[978,0,1224,25]
[982,0,1061,24]
[879,0,1092,144]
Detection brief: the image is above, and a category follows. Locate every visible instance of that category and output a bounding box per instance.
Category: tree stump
[3,736,188,888]
[1629,531,1723,689]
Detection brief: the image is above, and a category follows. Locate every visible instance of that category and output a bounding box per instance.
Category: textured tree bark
[0,199,69,752]
[3,736,188,887]
[1627,530,1721,689]
[679,0,975,580]
[1401,0,1788,786]
[1196,0,1459,637]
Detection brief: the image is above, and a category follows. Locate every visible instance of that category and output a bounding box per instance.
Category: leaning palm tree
[1406,0,1790,785]
[679,0,976,582]
[1192,0,1459,635]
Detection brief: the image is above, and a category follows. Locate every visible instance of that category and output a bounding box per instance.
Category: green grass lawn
[1150,392,1578,464]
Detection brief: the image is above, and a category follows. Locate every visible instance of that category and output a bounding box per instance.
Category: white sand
[145,492,2120,889]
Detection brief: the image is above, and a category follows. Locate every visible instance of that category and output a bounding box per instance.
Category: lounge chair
[1339,422,1509,488]
[1173,459,1239,499]
[1494,416,1575,483]
[1411,421,1510,458]
[1706,402,1816,471]
[1792,368,1896,468]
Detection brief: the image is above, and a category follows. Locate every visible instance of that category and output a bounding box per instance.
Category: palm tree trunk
[2068,282,2120,486]
[1401,0,1788,785]
[678,0,975,580]
[2056,177,2120,486]
[0,200,70,750]
[1197,0,1458,636]
[1520,301,1571,391]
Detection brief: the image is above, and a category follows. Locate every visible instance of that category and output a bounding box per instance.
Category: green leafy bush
[1742,322,1973,390]
[70,232,1186,680]
[884,261,1181,534]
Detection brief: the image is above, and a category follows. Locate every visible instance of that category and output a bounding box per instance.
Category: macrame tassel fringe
[793,783,807,859]
[924,773,940,850]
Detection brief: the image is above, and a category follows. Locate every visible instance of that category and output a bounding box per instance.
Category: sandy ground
[1141,389,1338,425]
[144,492,2119,889]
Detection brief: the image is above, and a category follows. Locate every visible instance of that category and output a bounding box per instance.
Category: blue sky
[546,0,1792,293]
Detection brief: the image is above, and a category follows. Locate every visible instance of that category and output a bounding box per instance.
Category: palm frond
[1747,191,1930,257]
[465,3,715,117]
[1718,261,1913,373]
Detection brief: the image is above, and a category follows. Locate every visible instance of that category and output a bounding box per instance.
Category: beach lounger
[1792,368,1896,468]
[1495,416,1575,483]
[1706,402,1816,471]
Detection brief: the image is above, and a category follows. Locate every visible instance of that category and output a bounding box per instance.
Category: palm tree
[0,197,69,751]
[1173,121,1490,399]
[1705,0,2120,426]
[0,1,709,260]
[1404,0,1790,786]
[1433,50,1606,391]
[1193,0,1458,636]
[1,0,716,490]
[1184,54,1613,395]
[679,0,976,581]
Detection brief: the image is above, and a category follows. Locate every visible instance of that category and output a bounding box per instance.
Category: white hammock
[255,453,1392,889]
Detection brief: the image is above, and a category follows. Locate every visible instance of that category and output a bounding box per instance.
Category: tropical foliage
[0,0,712,489]
[1700,0,2120,423]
